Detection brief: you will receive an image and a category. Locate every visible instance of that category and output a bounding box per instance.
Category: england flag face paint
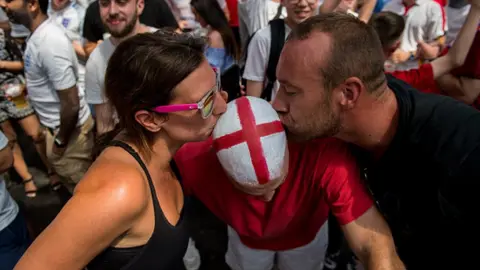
[213,96,287,186]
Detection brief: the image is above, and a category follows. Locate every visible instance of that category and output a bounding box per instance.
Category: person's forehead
[278,34,331,83]
[173,60,215,104]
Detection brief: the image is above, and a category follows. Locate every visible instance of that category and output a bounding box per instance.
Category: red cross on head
[213,97,286,185]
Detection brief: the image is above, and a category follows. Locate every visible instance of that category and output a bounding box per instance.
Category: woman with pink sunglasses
[15,29,227,270]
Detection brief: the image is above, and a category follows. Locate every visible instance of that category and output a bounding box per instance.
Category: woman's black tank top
[87,141,189,270]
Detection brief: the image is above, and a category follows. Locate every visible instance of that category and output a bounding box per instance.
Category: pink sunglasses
[152,68,220,119]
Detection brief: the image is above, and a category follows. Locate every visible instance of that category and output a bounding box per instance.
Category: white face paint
[213,96,287,186]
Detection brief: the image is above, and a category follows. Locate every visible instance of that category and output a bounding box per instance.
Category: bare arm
[320,0,342,14]
[342,206,405,270]
[436,74,480,104]
[357,0,376,23]
[0,140,13,173]
[246,80,263,97]
[0,60,23,72]
[56,87,80,144]
[429,4,480,79]
[72,41,87,62]
[14,162,147,270]
[84,40,99,59]
[94,103,115,135]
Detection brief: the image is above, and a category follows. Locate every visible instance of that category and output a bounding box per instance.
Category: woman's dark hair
[191,0,240,60]
[95,29,207,159]
[368,11,405,48]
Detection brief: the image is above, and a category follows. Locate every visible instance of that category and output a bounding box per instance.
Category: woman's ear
[134,110,167,133]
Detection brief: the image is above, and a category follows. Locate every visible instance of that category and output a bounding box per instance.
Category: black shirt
[87,141,188,270]
[363,75,480,269]
[82,0,178,42]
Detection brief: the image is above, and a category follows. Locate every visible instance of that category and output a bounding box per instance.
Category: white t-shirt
[238,0,287,48]
[85,27,157,105]
[49,2,87,95]
[85,37,116,105]
[383,0,446,71]
[0,131,19,232]
[24,18,90,128]
[446,5,470,46]
[243,23,291,101]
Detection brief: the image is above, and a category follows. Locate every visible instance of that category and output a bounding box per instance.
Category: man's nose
[108,2,120,15]
[271,94,287,114]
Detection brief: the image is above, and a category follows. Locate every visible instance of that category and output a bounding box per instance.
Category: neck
[110,21,146,46]
[335,86,399,156]
[145,135,184,170]
[284,17,296,30]
[29,13,48,33]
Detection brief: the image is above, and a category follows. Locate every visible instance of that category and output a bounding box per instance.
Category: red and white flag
[212,96,287,185]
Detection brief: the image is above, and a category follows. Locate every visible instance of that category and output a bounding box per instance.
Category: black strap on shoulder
[262,19,285,102]
[109,140,182,185]
[109,140,155,186]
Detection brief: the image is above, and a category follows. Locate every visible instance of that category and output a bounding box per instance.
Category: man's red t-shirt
[389,63,439,94]
[175,138,373,251]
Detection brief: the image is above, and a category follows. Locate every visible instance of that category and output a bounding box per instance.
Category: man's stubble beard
[285,95,341,142]
[105,10,139,38]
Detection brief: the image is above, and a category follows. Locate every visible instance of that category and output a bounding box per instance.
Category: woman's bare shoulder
[208,30,225,49]
[74,147,150,213]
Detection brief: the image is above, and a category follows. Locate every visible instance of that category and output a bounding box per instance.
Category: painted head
[0,0,48,27]
[274,13,386,142]
[100,29,227,159]
[98,0,143,38]
[213,96,288,202]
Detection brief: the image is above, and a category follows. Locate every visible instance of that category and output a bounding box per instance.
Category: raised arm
[428,1,480,79]
[14,162,147,270]
[319,0,342,14]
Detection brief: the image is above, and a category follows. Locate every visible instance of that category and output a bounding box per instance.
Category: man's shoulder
[175,139,218,170]
[88,39,115,65]
[250,25,272,44]
[291,138,355,173]
[37,21,70,45]
[175,139,226,190]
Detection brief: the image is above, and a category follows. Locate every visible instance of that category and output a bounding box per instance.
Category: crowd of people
[0,0,479,269]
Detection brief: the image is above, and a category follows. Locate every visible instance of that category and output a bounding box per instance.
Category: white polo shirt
[48,1,87,95]
[85,27,157,105]
[24,18,90,129]
[243,22,291,101]
[85,37,116,105]
[238,0,287,48]
[383,0,446,71]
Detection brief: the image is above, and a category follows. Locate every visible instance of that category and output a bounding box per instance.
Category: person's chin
[285,130,310,143]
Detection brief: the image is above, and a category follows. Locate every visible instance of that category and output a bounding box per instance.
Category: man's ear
[137,0,145,15]
[134,110,167,133]
[27,0,38,13]
[337,77,363,110]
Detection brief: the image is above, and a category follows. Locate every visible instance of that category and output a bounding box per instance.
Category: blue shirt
[0,131,19,232]
[205,47,235,75]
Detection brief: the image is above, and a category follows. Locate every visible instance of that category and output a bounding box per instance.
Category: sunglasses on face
[152,68,220,119]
